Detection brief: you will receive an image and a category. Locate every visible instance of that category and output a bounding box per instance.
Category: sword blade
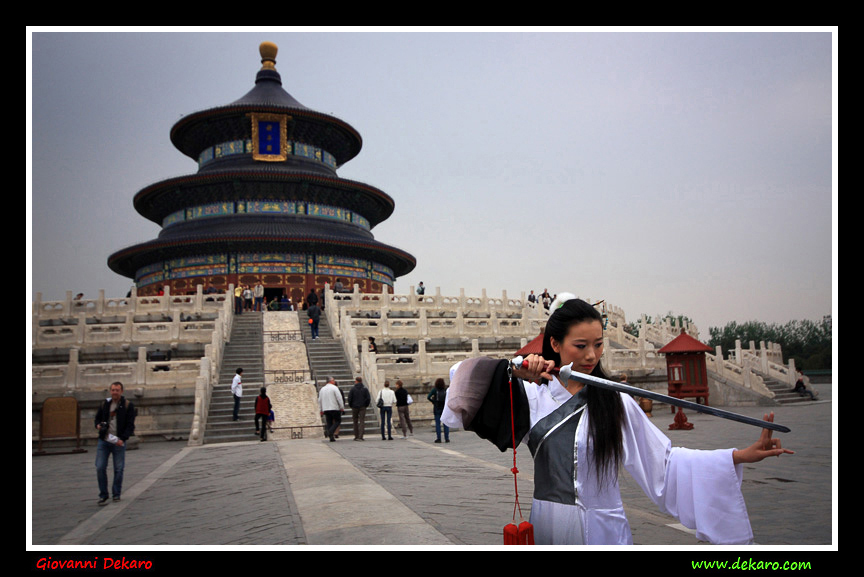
[552,363,790,433]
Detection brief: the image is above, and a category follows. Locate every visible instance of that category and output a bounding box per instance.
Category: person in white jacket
[376,380,397,440]
[231,368,243,422]
[318,377,344,442]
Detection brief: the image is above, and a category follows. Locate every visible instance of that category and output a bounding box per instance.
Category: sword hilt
[513,359,573,383]
[510,357,561,375]
[513,356,559,374]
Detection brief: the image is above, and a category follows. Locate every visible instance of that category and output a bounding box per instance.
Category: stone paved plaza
[30,381,834,555]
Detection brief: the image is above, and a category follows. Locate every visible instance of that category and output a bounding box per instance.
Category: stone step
[758,374,816,405]
[300,316,378,431]
[204,313,264,444]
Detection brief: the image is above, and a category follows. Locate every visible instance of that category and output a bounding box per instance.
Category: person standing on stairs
[253,282,264,312]
[307,301,321,340]
[231,368,243,421]
[255,387,272,441]
[234,285,243,315]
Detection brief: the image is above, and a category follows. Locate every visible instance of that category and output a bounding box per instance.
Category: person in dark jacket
[307,303,321,340]
[94,381,136,505]
[255,387,273,441]
[394,380,414,438]
[307,289,319,308]
[427,378,449,443]
[347,377,371,441]
[792,369,817,400]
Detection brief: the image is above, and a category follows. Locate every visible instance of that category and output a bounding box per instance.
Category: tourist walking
[254,387,272,441]
[94,382,136,505]
[347,377,371,440]
[376,381,397,440]
[428,378,449,443]
[318,377,344,442]
[307,302,321,340]
[394,380,414,438]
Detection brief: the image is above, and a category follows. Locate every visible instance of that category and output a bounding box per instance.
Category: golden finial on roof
[259,42,278,70]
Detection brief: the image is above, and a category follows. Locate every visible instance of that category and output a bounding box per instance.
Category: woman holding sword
[444,295,792,545]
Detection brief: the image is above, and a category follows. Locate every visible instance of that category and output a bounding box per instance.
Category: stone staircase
[761,373,814,405]
[204,312,265,444]
[300,312,378,435]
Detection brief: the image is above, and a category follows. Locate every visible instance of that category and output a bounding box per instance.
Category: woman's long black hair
[541,298,624,484]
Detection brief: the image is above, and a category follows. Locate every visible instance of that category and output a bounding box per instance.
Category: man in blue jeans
[94,382,137,505]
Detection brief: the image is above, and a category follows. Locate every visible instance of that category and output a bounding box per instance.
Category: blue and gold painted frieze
[308,203,351,224]
[316,255,374,281]
[162,199,371,230]
[187,202,235,220]
[135,252,394,288]
[216,139,251,159]
[238,251,306,274]
[197,138,338,170]
[238,252,306,264]
[244,200,299,215]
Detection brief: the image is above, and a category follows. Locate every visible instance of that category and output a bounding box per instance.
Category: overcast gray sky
[27,28,836,336]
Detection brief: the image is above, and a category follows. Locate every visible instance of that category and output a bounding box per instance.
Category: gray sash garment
[527,388,587,505]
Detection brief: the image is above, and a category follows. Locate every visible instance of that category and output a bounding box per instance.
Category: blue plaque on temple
[251,113,288,161]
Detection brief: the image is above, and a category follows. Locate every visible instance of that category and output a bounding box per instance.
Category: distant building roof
[658,331,712,353]
[516,331,544,356]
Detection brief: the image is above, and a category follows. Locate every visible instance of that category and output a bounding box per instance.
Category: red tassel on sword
[503,522,519,544]
[504,374,534,545]
[504,520,535,545]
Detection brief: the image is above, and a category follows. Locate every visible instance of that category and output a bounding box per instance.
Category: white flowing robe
[443,375,754,545]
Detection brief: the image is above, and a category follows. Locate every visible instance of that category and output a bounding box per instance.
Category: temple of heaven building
[108,41,416,303]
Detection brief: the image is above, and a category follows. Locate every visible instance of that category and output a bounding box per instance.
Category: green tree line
[707,316,832,371]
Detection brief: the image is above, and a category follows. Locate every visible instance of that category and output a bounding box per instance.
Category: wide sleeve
[619,395,754,545]
[441,358,530,452]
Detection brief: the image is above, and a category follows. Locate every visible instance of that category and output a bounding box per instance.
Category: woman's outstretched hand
[733,412,795,464]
